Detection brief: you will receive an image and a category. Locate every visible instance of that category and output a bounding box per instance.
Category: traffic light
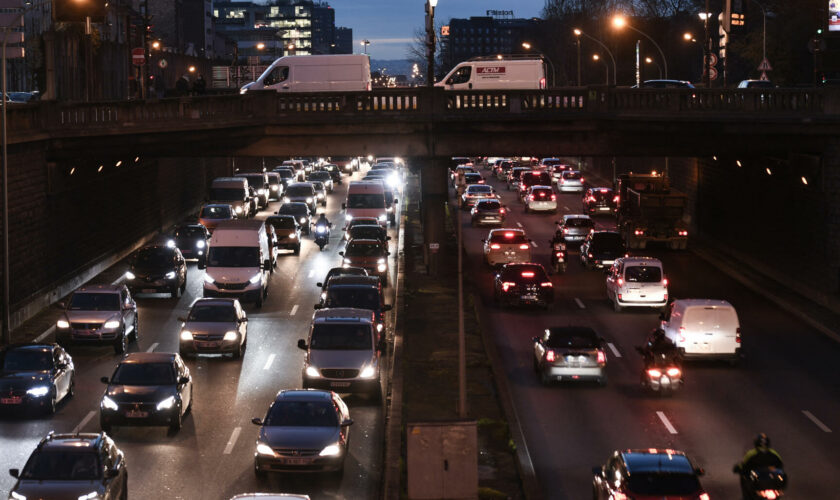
[53,0,107,23]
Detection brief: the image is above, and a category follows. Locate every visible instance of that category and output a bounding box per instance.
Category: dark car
[581,230,626,269]
[273,167,296,188]
[343,217,381,240]
[284,183,318,214]
[252,389,353,477]
[316,266,368,304]
[532,327,607,386]
[339,239,390,285]
[493,263,554,309]
[519,170,553,199]
[55,284,139,354]
[322,163,342,182]
[346,224,390,246]
[316,275,392,333]
[592,449,708,500]
[471,198,507,227]
[125,244,188,298]
[99,352,193,433]
[236,172,270,209]
[266,215,302,255]
[0,344,75,415]
[638,79,695,89]
[276,202,313,235]
[266,172,284,201]
[170,223,210,263]
[582,187,618,216]
[8,432,127,500]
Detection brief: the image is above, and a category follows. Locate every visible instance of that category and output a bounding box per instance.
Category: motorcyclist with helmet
[314,213,332,250]
[734,433,785,498]
[641,328,681,366]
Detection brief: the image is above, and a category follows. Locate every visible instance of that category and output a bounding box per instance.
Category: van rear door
[682,306,718,354]
[712,307,739,354]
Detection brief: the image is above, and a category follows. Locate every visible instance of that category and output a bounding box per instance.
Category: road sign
[757,58,773,71]
[760,71,769,81]
[131,47,145,66]
[708,67,718,80]
[704,54,718,67]
[157,58,168,69]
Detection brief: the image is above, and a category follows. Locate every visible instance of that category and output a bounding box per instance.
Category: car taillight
[555,251,564,258]
[540,281,552,287]
[502,281,516,292]
[617,293,622,300]
[634,229,644,236]
[580,177,584,183]
[613,195,620,203]
[699,494,710,500]
[539,77,546,89]
[678,230,689,236]
[597,351,606,364]
[679,326,686,343]
[617,278,624,286]
[647,368,662,378]
[504,232,514,238]
[546,350,556,362]
[521,271,535,277]
[666,367,681,377]
[563,228,569,233]
[736,327,741,343]
[662,278,668,286]
[490,244,501,249]
[756,490,779,499]
[588,253,593,258]
[499,208,506,214]
[519,244,530,250]
[550,194,556,201]
[529,195,535,201]
[478,180,485,184]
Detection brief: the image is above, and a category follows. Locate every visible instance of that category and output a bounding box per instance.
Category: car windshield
[346,242,385,257]
[0,349,53,371]
[349,226,383,240]
[276,170,293,178]
[174,227,204,239]
[468,185,492,194]
[489,232,527,244]
[565,218,593,228]
[134,248,172,267]
[200,206,231,219]
[347,193,385,209]
[311,324,373,350]
[524,173,551,185]
[325,269,366,283]
[209,188,244,201]
[531,188,553,197]
[68,293,120,311]
[325,288,381,310]
[238,175,265,187]
[264,400,338,427]
[268,217,296,230]
[21,451,100,481]
[349,219,379,228]
[286,186,313,197]
[206,247,260,267]
[278,204,308,217]
[476,200,501,210]
[627,473,701,495]
[591,190,613,200]
[111,362,175,385]
[500,265,546,281]
[310,173,330,181]
[563,171,582,180]
[592,233,624,249]
[546,328,599,349]
[625,266,662,283]
[188,304,237,322]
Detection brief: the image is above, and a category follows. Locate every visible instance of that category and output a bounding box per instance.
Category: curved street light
[574,28,617,85]
[521,41,556,88]
[612,15,668,79]
[645,56,662,79]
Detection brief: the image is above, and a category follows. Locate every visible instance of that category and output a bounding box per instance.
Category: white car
[461,184,496,209]
[482,228,532,267]
[557,170,585,192]
[524,186,557,213]
[660,299,742,363]
[605,257,668,312]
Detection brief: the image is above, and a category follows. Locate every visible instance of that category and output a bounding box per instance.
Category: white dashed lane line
[223,427,241,454]
[607,343,621,358]
[656,411,679,434]
[263,354,276,371]
[530,241,538,248]
[516,222,523,228]
[803,410,832,433]
[290,304,299,316]
[574,298,585,309]
[146,342,159,353]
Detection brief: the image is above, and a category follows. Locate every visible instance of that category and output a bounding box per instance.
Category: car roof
[267,214,296,221]
[313,307,375,323]
[672,299,733,308]
[591,230,621,237]
[190,298,238,308]
[1,343,55,353]
[616,256,662,266]
[489,228,525,235]
[327,276,381,287]
[276,389,333,402]
[287,182,313,188]
[40,432,103,451]
[621,449,694,474]
[279,202,309,211]
[349,224,384,232]
[346,238,384,246]
[120,352,176,363]
[74,284,123,294]
[563,214,591,220]
[202,203,233,209]
[528,185,553,191]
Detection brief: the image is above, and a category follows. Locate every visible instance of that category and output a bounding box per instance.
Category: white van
[343,181,387,228]
[436,56,546,90]
[240,54,372,94]
[209,177,251,218]
[200,220,272,308]
[660,299,741,363]
[605,257,668,312]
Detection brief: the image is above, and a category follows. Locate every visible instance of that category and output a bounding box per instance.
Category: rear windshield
[542,160,561,166]
[591,233,624,249]
[546,328,599,349]
[464,174,482,182]
[68,293,120,311]
[625,266,662,283]
[467,185,493,194]
[684,306,737,326]
[265,400,338,427]
[500,265,547,281]
[188,304,237,322]
[325,287,381,310]
[311,324,372,350]
[523,173,552,185]
[565,218,594,228]
[111,362,175,385]
[563,171,582,180]
[346,242,386,257]
[627,473,701,495]
[590,190,614,200]
[476,200,501,210]
[1,349,53,371]
[347,193,385,209]
[22,451,101,481]
[309,172,330,181]
[286,185,314,197]
[510,169,528,180]
[490,232,527,244]
[268,217,296,230]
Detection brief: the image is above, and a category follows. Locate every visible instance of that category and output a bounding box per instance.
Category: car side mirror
[100,377,109,384]
[313,304,322,310]
[338,251,344,257]
[394,199,399,204]
[179,376,190,384]
[251,417,263,426]
[9,468,19,478]
[106,468,120,479]
[297,339,308,350]
[177,317,186,323]
[316,282,323,288]
[341,418,354,427]
[382,304,392,312]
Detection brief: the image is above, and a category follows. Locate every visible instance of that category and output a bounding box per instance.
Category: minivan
[343,181,387,227]
[660,299,741,363]
[235,172,270,209]
[200,220,272,308]
[209,177,251,218]
[605,257,668,312]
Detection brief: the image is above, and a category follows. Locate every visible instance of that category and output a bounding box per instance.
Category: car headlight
[104,320,121,330]
[283,197,290,203]
[258,188,265,195]
[317,193,324,199]
[101,396,119,411]
[271,185,278,191]
[306,197,313,203]
[156,395,176,411]
[203,274,215,284]
[166,239,176,248]
[78,492,100,500]
[125,271,136,280]
[26,386,50,397]
[249,273,262,284]
[57,319,70,329]
[288,233,297,239]
[235,206,243,214]
[256,442,276,456]
[305,366,320,378]
[165,271,177,280]
[299,217,307,224]
[319,442,342,456]
[378,214,387,222]
[377,264,387,273]
[223,331,238,341]
[376,323,384,332]
[343,258,352,265]
[321,291,326,300]
[359,365,376,379]
[180,330,193,341]
[196,240,205,249]
[345,214,353,221]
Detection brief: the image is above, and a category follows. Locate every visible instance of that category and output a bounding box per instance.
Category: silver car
[307,171,334,193]
[178,298,248,359]
[532,326,607,386]
[556,214,594,243]
[557,170,585,192]
[55,285,138,354]
[283,182,317,214]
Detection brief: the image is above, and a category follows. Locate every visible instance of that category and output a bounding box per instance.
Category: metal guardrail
[6,87,833,140]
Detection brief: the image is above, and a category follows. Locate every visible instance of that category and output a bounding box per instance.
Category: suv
[298,308,386,399]
[276,202,313,235]
[124,244,188,298]
[9,432,128,500]
[519,171,553,200]
[605,257,668,312]
[55,284,139,354]
[0,343,75,415]
[170,223,210,263]
[580,231,626,270]
[178,298,248,359]
[316,275,392,334]
[582,187,618,216]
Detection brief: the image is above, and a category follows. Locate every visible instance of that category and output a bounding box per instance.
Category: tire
[180,276,187,293]
[131,317,139,342]
[67,376,75,399]
[45,387,57,415]
[169,406,182,432]
[294,245,301,255]
[255,295,263,309]
[539,368,552,386]
[120,475,128,500]
[232,339,244,360]
[613,300,623,313]
[114,329,127,355]
[172,284,182,299]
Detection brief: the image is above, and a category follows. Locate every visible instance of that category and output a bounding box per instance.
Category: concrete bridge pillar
[418,157,449,276]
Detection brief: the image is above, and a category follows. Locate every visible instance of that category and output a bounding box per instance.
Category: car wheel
[255,295,263,309]
[67,375,75,399]
[121,475,128,500]
[45,387,57,415]
[186,393,194,414]
[131,317,139,342]
[613,300,623,313]
[180,277,187,293]
[539,368,552,386]
[114,329,127,355]
[254,461,267,479]
[172,284,182,299]
[232,340,244,360]
[169,406,182,432]
[294,244,301,255]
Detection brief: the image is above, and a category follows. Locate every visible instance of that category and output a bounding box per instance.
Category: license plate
[330,381,351,388]
[142,288,157,293]
[77,330,97,336]
[197,341,220,348]
[1,397,22,404]
[282,458,311,465]
[598,207,610,211]
[521,294,538,301]
[125,410,148,418]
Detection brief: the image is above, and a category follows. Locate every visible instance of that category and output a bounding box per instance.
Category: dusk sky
[327,0,546,60]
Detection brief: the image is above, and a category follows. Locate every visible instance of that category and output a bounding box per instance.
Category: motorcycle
[314,223,331,251]
[635,346,683,396]
[733,465,787,499]
[549,239,566,273]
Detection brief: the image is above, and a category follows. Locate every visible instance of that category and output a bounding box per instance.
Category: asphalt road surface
[0,167,400,500]
[457,166,840,499]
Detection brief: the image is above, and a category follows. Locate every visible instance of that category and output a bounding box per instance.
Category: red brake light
[555,251,564,258]
[478,179,485,184]
[519,244,530,250]
[539,77,546,89]
[550,194,556,201]
[529,195,535,201]
[699,494,710,500]
[634,230,644,236]
[499,208,506,214]
[539,192,545,197]
[540,281,552,287]
[521,271,535,278]
[613,195,620,203]
[501,281,515,292]
[504,232,514,238]
[490,243,501,249]
[597,351,606,364]
[580,177,584,183]
[736,327,741,343]
[545,350,555,362]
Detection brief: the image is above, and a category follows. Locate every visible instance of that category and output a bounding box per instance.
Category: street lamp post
[612,15,668,79]
[425,0,438,88]
[593,54,609,85]
[521,41,556,87]
[574,28,617,85]
[700,10,712,87]
[645,56,662,79]
[360,39,370,55]
[750,0,767,65]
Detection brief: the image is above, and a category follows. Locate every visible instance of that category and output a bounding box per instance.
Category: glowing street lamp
[573,28,616,85]
[360,39,370,54]
[592,53,609,84]
[611,14,668,80]
[256,42,265,50]
[645,56,662,79]
[151,40,161,50]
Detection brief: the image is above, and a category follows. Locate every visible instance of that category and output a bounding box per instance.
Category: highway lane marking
[290,304,299,316]
[146,342,159,353]
[35,325,55,342]
[574,298,586,309]
[308,270,314,278]
[111,275,125,285]
[656,411,678,434]
[73,411,97,433]
[563,205,570,211]
[263,354,276,371]
[530,241,538,248]
[516,222,523,228]
[223,427,242,454]
[802,410,832,433]
[607,343,621,358]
